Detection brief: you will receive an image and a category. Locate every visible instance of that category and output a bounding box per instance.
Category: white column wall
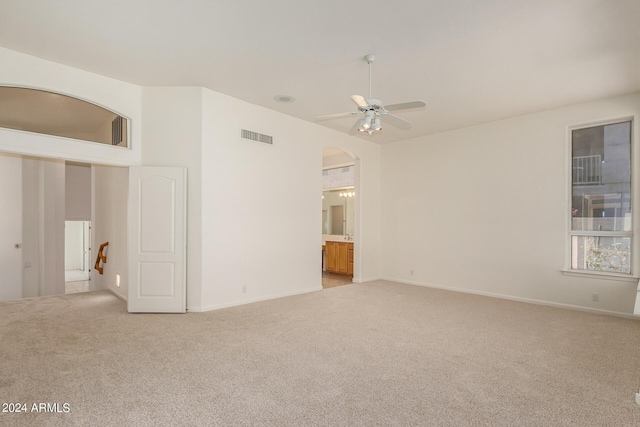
[22,158,41,298]
[141,87,203,311]
[40,159,66,296]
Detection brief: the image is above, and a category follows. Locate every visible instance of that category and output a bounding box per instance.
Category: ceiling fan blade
[351,95,369,108]
[382,114,412,130]
[316,111,358,121]
[384,100,426,112]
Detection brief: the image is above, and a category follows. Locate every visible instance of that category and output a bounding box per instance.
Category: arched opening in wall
[322,147,359,289]
[0,86,129,147]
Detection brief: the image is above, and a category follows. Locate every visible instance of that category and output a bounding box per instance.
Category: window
[570,120,632,274]
[0,86,128,147]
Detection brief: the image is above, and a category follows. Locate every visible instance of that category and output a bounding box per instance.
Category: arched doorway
[321,147,358,288]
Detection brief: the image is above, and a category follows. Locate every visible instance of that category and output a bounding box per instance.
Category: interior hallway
[64,269,91,294]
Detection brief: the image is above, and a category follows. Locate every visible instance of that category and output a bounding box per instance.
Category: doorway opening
[322,147,358,289]
[65,220,91,294]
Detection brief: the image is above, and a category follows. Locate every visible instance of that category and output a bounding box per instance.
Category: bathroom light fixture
[339,191,355,198]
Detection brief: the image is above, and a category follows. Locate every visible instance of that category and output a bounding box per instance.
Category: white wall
[323,151,354,168]
[0,47,142,166]
[64,221,83,270]
[199,88,382,311]
[141,86,382,312]
[92,165,129,300]
[381,92,640,316]
[0,48,385,312]
[65,164,91,220]
[0,154,22,301]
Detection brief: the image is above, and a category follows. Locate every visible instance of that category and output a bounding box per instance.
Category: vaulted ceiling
[1,0,639,143]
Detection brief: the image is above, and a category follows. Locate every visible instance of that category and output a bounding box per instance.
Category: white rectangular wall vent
[241,129,273,145]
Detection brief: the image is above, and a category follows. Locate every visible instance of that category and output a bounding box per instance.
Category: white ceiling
[1,0,639,144]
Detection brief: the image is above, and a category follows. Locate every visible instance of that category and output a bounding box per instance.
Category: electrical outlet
[591,293,599,302]
[410,270,414,276]
[242,285,247,293]
[636,391,640,406]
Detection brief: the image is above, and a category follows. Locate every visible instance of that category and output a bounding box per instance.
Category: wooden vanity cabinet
[326,242,337,272]
[325,241,353,276]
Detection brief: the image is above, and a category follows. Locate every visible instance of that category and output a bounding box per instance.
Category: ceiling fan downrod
[364,54,375,100]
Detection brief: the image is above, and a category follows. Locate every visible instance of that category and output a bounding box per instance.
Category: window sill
[561,269,639,283]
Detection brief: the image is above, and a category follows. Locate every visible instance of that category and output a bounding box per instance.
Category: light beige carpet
[1,281,639,426]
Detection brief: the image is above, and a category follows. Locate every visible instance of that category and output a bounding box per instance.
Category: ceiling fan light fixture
[373,117,382,131]
[361,110,374,130]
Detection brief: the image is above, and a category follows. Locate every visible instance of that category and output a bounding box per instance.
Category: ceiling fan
[317,54,426,135]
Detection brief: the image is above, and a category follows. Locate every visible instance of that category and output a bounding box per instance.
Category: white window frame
[564,117,638,282]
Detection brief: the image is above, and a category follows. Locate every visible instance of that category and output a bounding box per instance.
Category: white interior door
[128,166,186,313]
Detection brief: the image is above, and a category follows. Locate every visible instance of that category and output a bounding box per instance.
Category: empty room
[1,1,639,426]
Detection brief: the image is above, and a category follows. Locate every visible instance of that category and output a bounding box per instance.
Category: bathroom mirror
[0,86,128,147]
[322,187,355,236]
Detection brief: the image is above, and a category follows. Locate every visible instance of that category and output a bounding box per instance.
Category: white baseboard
[353,276,382,284]
[108,287,127,302]
[382,277,638,320]
[189,285,323,313]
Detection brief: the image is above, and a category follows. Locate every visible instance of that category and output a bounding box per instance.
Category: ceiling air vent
[241,129,273,145]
